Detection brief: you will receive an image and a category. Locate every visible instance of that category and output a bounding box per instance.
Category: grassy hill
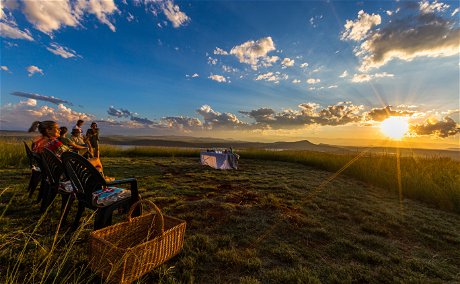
[1,156,459,283]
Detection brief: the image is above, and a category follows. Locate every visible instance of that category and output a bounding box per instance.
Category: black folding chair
[23,141,42,198]
[40,149,75,222]
[61,151,141,230]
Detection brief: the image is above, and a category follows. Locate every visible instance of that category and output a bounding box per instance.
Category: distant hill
[100,135,346,153]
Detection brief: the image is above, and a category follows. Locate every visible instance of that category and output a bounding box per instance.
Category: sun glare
[380,116,409,139]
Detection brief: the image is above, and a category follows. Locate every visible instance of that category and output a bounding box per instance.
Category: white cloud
[255,72,288,84]
[306,78,320,84]
[0,22,34,41]
[309,14,323,28]
[0,99,93,130]
[1,66,9,72]
[208,57,218,65]
[20,0,118,35]
[346,4,460,71]
[229,37,277,70]
[341,10,381,41]
[339,70,348,78]
[192,73,199,78]
[240,101,364,129]
[311,67,321,73]
[328,85,338,89]
[46,42,80,58]
[351,72,394,83]
[197,105,247,129]
[208,74,227,83]
[452,8,459,16]
[222,65,238,73]
[300,62,309,68]
[26,65,44,77]
[386,10,393,16]
[419,0,449,14]
[214,47,228,55]
[161,0,190,28]
[22,0,79,34]
[281,57,295,68]
[77,0,119,32]
[127,12,135,22]
[292,79,301,84]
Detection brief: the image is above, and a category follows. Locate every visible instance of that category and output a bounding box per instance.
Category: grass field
[1,152,460,283]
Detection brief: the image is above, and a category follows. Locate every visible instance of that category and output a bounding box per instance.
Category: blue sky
[1,0,459,147]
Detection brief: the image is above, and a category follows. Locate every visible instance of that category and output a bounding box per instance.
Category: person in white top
[73,119,84,138]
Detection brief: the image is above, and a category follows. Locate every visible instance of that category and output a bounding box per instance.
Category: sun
[380,116,409,139]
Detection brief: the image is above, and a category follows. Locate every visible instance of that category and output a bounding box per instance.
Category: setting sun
[380,116,409,139]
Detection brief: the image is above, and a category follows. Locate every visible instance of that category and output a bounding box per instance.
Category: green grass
[1,157,459,283]
[3,139,459,213]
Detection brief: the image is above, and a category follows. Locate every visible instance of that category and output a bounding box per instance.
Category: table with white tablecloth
[200,151,238,170]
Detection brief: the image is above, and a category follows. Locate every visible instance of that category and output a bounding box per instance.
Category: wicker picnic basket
[89,200,186,284]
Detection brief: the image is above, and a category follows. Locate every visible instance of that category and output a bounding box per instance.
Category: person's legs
[88,157,103,172]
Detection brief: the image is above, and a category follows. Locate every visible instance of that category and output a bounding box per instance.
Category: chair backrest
[41,148,65,185]
[61,151,106,202]
[23,141,35,168]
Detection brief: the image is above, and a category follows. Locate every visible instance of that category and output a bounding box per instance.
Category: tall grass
[240,149,460,213]
[0,138,29,167]
[1,140,459,213]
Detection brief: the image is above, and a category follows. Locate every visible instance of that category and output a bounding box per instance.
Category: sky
[1,0,459,148]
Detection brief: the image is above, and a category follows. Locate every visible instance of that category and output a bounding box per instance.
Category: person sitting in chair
[69,128,93,158]
[58,127,91,156]
[29,121,102,172]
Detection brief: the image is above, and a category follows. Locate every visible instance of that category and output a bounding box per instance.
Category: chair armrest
[106,178,140,198]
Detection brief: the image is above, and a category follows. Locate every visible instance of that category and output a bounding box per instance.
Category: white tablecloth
[200,151,238,170]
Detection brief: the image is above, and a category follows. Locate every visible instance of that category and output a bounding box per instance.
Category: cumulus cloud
[341,10,381,41]
[26,66,44,77]
[292,79,301,84]
[1,66,10,72]
[107,106,132,118]
[419,0,450,14]
[344,4,460,71]
[23,0,118,34]
[214,47,228,55]
[46,42,80,58]
[0,99,92,130]
[130,115,154,125]
[208,57,218,65]
[351,72,394,83]
[366,106,414,122]
[196,105,247,129]
[208,74,227,83]
[410,116,459,137]
[161,0,190,28]
[306,78,320,84]
[107,106,157,125]
[300,62,309,68]
[240,102,364,129]
[281,57,295,68]
[255,72,288,83]
[11,91,73,105]
[229,37,278,70]
[161,116,202,131]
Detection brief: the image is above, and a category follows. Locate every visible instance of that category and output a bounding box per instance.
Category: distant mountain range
[101,135,346,152]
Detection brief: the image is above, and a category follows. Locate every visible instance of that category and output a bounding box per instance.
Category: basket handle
[127,200,164,235]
